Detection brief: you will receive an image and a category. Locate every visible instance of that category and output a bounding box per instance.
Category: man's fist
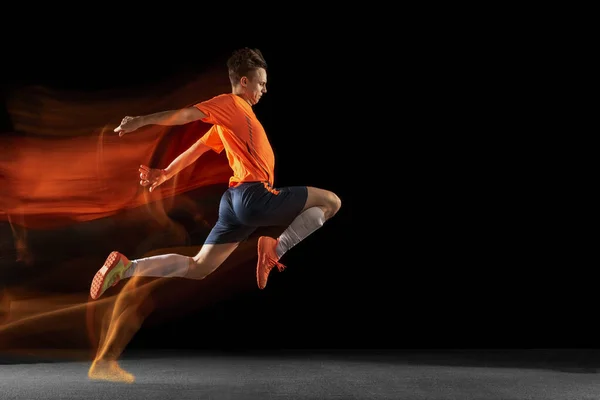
[139,165,167,192]
[115,116,143,137]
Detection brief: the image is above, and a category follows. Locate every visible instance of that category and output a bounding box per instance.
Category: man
[89,47,341,299]
[87,47,341,382]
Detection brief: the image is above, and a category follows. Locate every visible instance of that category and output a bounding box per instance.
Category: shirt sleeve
[194,94,234,129]
[199,126,225,153]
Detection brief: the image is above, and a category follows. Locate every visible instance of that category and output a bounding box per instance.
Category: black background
[0,24,589,355]
[0,33,383,351]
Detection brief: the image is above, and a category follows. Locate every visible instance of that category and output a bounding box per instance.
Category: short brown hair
[227,47,267,85]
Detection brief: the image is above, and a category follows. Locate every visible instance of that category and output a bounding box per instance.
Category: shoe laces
[274,261,286,272]
[264,254,286,273]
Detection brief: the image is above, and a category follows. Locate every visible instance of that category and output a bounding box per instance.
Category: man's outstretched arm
[115,107,207,136]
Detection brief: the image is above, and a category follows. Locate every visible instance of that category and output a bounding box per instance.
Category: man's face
[242,68,267,105]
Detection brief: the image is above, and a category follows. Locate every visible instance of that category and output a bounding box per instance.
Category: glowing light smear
[1,67,232,229]
[0,65,267,371]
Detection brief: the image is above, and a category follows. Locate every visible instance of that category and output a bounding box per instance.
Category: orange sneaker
[90,251,132,300]
[256,236,286,289]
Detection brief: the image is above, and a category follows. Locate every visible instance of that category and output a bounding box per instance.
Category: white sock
[123,253,191,278]
[276,207,325,259]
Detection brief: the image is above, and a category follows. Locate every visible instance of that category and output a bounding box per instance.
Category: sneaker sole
[256,237,271,290]
[256,257,267,289]
[90,251,130,300]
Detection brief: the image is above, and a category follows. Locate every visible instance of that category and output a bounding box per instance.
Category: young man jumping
[87,48,341,382]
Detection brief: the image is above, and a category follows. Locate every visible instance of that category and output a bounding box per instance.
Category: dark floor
[2,349,600,400]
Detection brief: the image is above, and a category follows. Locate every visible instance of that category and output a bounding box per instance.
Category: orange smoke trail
[0,66,232,229]
[0,64,262,360]
[0,238,265,359]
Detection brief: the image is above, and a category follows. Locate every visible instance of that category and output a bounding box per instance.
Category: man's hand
[115,116,143,137]
[139,165,167,192]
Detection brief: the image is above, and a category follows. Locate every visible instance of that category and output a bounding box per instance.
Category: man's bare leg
[88,243,239,382]
[90,241,241,300]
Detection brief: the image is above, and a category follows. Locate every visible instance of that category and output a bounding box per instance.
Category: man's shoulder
[207,93,234,102]
[197,93,237,108]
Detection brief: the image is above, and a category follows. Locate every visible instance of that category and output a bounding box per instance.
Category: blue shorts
[204,182,308,244]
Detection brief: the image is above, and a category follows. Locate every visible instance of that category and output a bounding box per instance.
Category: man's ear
[241,77,248,87]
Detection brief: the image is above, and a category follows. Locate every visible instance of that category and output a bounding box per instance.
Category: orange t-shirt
[195,94,275,188]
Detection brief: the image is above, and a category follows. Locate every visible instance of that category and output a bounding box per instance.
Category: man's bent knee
[329,191,342,216]
[322,191,341,220]
[306,187,342,220]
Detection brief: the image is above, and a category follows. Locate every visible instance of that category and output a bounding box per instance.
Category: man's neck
[232,91,252,107]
